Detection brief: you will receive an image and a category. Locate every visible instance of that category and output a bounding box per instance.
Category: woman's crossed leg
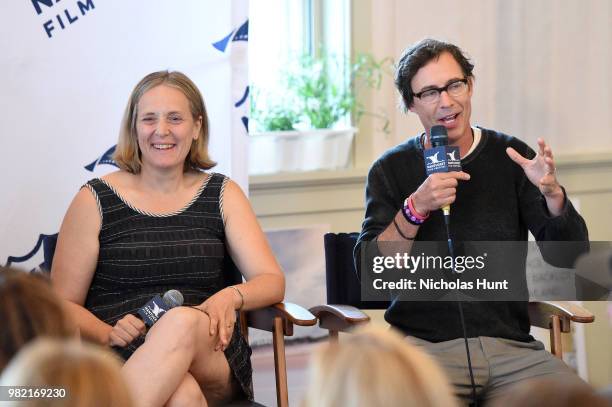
[122,306,237,407]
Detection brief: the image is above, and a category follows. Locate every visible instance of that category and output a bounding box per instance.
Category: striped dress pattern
[83,173,253,401]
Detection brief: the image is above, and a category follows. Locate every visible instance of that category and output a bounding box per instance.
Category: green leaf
[250,49,394,133]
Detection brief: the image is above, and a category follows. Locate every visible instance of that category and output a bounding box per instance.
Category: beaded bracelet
[402,195,429,226]
[408,195,429,220]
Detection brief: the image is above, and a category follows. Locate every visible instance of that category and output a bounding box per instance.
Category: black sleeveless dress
[83,173,253,401]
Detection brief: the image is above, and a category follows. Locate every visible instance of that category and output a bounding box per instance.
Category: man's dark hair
[395,38,474,111]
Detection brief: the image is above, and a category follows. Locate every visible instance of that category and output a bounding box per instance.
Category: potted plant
[249,52,393,174]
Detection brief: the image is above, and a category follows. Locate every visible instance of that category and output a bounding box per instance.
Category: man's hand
[412,171,471,214]
[506,138,565,215]
[109,314,146,347]
[197,288,238,352]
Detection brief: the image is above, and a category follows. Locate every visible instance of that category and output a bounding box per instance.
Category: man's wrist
[407,194,429,219]
[402,195,429,225]
[543,184,564,200]
[543,184,565,217]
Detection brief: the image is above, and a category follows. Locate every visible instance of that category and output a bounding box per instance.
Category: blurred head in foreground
[0,267,74,372]
[0,338,134,407]
[301,325,458,407]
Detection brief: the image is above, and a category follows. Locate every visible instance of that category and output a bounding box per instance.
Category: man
[355,38,589,404]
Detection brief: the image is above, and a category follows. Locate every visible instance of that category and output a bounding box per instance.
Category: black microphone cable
[427,124,477,405]
[444,212,478,406]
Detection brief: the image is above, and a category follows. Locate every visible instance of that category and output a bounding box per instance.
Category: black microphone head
[430,125,448,147]
[162,290,184,308]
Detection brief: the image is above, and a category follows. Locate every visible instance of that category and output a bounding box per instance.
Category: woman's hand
[197,288,239,352]
[108,314,147,347]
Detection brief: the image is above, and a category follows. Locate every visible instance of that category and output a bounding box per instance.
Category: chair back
[323,232,389,309]
[41,234,59,273]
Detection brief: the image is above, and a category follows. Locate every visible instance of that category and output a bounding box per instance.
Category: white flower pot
[249,128,356,174]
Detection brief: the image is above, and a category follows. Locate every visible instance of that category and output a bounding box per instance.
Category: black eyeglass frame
[412,78,469,100]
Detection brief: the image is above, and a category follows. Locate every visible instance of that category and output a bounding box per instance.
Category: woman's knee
[165,373,207,407]
[148,307,209,350]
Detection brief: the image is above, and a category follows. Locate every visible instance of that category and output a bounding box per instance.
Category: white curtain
[374,0,612,157]
[0,0,249,271]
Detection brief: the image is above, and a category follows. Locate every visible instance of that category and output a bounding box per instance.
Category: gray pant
[407,336,584,405]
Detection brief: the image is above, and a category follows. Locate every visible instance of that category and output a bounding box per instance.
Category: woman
[301,325,458,407]
[51,71,285,406]
[0,338,134,407]
[0,267,74,372]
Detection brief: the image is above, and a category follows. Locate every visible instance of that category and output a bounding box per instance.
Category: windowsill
[248,166,369,223]
[249,167,369,191]
[247,150,612,193]
[555,151,612,169]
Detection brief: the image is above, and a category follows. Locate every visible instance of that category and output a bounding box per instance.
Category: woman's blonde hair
[0,338,134,407]
[113,70,216,173]
[302,325,458,407]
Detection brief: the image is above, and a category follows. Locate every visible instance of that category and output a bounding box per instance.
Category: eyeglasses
[413,78,469,104]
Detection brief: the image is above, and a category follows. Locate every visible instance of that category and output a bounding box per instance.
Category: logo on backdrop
[85,145,119,172]
[212,21,249,132]
[212,20,248,53]
[4,142,117,269]
[235,86,249,132]
[3,233,57,272]
[30,0,97,39]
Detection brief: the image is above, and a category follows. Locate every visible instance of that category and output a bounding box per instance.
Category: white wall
[353,0,612,166]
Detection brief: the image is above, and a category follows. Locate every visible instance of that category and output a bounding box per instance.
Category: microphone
[423,125,461,216]
[137,289,184,327]
[426,126,477,406]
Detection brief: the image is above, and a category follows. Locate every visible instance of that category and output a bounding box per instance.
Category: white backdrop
[0,0,249,270]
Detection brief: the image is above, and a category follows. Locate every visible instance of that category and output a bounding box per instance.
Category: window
[249,0,310,111]
[249,0,351,134]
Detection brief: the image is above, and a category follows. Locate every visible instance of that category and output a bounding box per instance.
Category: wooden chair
[310,232,595,358]
[42,234,316,407]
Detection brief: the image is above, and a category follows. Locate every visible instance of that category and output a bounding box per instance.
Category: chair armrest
[309,304,370,333]
[246,302,317,336]
[528,301,595,332]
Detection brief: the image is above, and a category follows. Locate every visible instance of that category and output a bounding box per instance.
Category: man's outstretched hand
[506,138,564,216]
